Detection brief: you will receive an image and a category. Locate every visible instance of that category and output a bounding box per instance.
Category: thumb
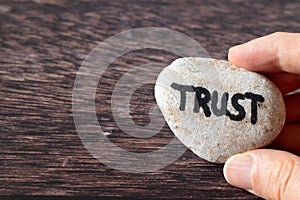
[223,149,300,200]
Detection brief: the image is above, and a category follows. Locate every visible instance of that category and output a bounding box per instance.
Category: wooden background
[0,0,299,199]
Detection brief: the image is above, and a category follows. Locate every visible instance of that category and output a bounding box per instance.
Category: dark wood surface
[0,0,299,199]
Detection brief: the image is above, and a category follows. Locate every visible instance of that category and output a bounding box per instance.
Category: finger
[270,124,300,155]
[228,32,300,74]
[224,149,300,200]
[264,72,300,95]
[285,93,300,123]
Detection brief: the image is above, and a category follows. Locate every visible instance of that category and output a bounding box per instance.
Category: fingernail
[223,154,253,190]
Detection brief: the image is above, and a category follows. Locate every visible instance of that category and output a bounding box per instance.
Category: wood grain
[0,0,299,199]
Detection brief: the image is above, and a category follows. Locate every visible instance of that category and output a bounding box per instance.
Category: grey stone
[155,57,286,163]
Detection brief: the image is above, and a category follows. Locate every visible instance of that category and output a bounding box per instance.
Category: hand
[223,32,300,200]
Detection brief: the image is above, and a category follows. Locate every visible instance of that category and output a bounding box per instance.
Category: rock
[155,57,286,163]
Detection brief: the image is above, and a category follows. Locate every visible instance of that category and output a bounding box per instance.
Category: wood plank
[0,0,299,199]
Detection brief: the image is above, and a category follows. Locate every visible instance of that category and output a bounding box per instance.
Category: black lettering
[193,86,211,117]
[211,91,229,116]
[245,92,265,124]
[226,93,246,121]
[170,83,265,125]
[171,83,194,111]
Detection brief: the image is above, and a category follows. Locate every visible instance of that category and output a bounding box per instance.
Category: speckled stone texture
[155,57,286,163]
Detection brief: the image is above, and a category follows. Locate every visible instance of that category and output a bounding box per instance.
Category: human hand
[223,32,300,200]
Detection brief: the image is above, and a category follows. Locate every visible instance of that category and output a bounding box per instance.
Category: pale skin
[223,32,300,200]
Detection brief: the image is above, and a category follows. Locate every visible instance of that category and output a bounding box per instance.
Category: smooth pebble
[155,57,286,163]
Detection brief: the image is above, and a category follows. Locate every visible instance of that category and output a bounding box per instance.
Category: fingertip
[228,32,300,74]
[228,149,300,200]
[228,45,241,63]
[228,44,251,69]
